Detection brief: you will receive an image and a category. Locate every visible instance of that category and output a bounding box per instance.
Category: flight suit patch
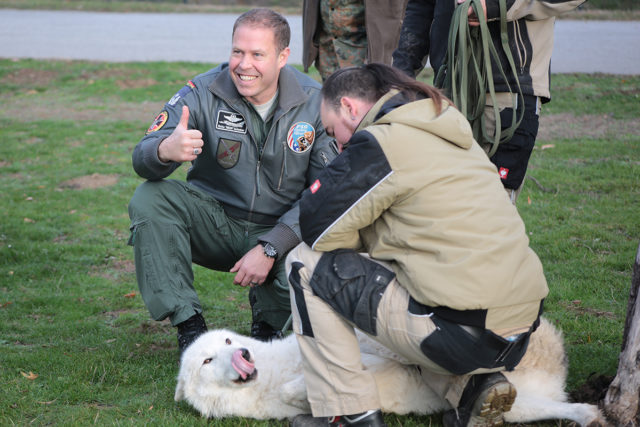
[287,122,315,153]
[146,111,168,134]
[217,138,242,169]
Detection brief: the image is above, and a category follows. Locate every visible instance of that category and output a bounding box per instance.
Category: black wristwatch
[261,242,278,259]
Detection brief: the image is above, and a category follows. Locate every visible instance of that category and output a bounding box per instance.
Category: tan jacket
[299,91,548,332]
[302,0,408,72]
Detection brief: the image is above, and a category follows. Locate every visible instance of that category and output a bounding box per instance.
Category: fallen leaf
[105,339,116,344]
[541,144,555,150]
[527,196,531,205]
[23,218,35,223]
[21,371,38,380]
[123,292,136,298]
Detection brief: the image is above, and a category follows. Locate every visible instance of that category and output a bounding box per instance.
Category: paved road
[1,9,639,74]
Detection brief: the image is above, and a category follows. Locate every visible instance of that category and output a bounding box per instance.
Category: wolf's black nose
[241,348,251,361]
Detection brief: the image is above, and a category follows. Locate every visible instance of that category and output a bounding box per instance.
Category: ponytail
[321,63,450,115]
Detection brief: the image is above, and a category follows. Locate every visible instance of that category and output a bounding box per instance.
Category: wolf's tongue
[231,349,255,379]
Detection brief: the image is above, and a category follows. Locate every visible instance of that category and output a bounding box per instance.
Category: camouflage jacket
[302,0,408,73]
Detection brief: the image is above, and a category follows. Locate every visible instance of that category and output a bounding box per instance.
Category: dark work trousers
[482,93,540,203]
[127,179,291,330]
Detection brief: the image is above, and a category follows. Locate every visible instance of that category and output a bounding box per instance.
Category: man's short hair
[233,8,291,53]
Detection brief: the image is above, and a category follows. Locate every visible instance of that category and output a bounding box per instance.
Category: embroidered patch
[167,80,195,106]
[310,179,321,194]
[499,167,509,180]
[287,122,315,153]
[216,110,247,134]
[217,138,242,169]
[146,111,168,134]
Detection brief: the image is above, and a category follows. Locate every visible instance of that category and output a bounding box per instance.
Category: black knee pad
[308,249,395,335]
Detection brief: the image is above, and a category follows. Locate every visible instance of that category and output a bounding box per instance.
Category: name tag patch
[216,110,247,134]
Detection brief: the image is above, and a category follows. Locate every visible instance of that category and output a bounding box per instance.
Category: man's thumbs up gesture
[157,105,204,163]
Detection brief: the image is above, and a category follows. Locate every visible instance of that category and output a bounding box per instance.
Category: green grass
[1,58,639,426]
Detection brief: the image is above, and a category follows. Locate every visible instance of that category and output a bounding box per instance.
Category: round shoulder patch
[146,111,168,134]
[287,122,315,153]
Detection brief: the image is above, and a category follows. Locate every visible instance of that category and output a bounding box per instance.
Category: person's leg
[128,180,236,350]
[128,180,203,325]
[206,220,293,341]
[287,244,382,418]
[482,94,540,205]
[248,255,292,340]
[288,244,521,426]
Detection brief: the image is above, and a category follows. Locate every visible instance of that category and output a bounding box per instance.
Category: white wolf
[174,318,607,426]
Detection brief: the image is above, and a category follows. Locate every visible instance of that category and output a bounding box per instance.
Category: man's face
[320,100,356,152]
[229,24,289,105]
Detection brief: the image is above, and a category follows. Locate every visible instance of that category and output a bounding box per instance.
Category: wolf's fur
[175,318,606,425]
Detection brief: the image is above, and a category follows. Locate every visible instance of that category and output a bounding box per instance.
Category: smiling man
[128,8,337,354]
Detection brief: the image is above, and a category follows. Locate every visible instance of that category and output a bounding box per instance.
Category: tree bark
[604,242,640,426]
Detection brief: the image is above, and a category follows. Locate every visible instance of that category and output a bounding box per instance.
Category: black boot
[328,410,386,426]
[442,372,516,427]
[250,320,283,342]
[176,313,207,353]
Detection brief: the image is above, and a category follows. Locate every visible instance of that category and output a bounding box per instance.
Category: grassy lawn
[0,59,638,425]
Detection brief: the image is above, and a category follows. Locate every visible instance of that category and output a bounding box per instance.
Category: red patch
[146,111,168,134]
[310,179,321,194]
[499,167,509,180]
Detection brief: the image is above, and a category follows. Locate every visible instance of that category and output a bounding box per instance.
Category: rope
[434,0,524,156]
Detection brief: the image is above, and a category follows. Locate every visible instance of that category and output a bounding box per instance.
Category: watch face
[263,243,277,258]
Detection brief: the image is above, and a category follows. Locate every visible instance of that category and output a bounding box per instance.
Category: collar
[355,89,401,132]
[208,64,308,119]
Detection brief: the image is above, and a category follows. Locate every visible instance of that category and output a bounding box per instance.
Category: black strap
[409,297,544,332]
[288,262,315,338]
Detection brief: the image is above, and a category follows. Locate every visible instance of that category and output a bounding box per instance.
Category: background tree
[604,242,640,426]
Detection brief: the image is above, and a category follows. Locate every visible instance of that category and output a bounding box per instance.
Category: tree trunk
[604,242,640,426]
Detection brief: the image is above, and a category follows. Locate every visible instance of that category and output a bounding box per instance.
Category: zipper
[255,159,261,196]
[242,111,259,226]
[278,140,287,190]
